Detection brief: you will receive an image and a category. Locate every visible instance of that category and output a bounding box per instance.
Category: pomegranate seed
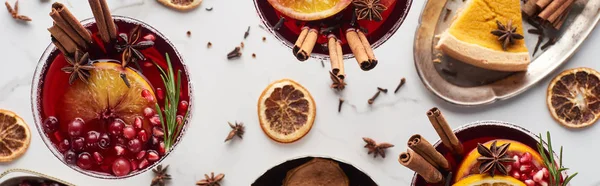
[137,150,147,160]
[134,117,143,129]
[99,133,111,149]
[542,168,549,178]
[115,145,126,156]
[143,107,155,117]
[143,34,155,41]
[529,169,537,178]
[64,150,77,164]
[86,131,100,148]
[505,165,512,172]
[108,119,125,136]
[158,142,165,155]
[524,179,535,186]
[72,137,85,152]
[123,126,137,139]
[138,159,149,169]
[77,152,93,170]
[43,116,58,132]
[147,150,159,162]
[153,127,164,137]
[93,152,104,164]
[112,157,131,176]
[511,171,521,180]
[128,139,142,153]
[533,170,544,182]
[156,88,164,100]
[178,100,189,113]
[520,164,532,173]
[142,89,154,102]
[512,155,520,168]
[130,159,139,171]
[68,118,85,136]
[151,136,160,145]
[521,152,532,163]
[53,131,64,142]
[58,139,70,152]
[143,62,153,67]
[539,180,549,186]
[138,130,148,142]
[150,115,161,126]
[176,115,183,126]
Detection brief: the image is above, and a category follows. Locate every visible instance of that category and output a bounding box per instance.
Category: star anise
[491,20,524,51]
[224,121,245,142]
[115,24,154,69]
[476,141,516,177]
[330,71,346,91]
[353,0,387,22]
[363,137,394,158]
[196,172,224,186]
[5,0,31,22]
[61,50,94,85]
[151,164,171,186]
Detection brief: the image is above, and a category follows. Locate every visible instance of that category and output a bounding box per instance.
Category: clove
[368,91,381,105]
[244,26,250,39]
[394,78,406,93]
[274,17,286,31]
[227,47,242,59]
[338,98,344,113]
[377,87,388,93]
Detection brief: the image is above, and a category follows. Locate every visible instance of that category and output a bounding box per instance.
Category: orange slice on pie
[0,109,31,162]
[267,0,352,21]
[157,0,202,11]
[258,79,316,143]
[547,68,600,128]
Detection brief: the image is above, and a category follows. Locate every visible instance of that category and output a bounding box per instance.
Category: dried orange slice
[267,0,352,21]
[547,68,600,128]
[157,0,202,11]
[0,109,31,162]
[258,79,316,143]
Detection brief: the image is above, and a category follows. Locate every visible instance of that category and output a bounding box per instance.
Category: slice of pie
[436,0,530,72]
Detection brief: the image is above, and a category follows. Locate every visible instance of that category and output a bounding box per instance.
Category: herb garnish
[537,132,577,186]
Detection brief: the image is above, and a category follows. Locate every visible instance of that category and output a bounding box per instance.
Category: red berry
[134,117,143,129]
[138,159,149,169]
[72,137,85,152]
[68,118,85,136]
[147,150,159,162]
[77,152,93,170]
[136,150,146,160]
[130,159,139,171]
[152,127,164,138]
[128,139,142,153]
[53,131,64,142]
[178,100,189,113]
[141,89,154,102]
[138,130,148,142]
[521,152,532,163]
[176,115,184,126]
[115,145,126,156]
[158,142,165,155]
[108,119,125,136]
[43,116,58,133]
[112,157,131,177]
[143,34,155,41]
[58,139,70,152]
[123,126,137,139]
[99,133,111,149]
[115,136,127,146]
[93,152,104,164]
[86,131,100,148]
[143,107,155,117]
[156,88,164,100]
[64,150,77,164]
[150,115,161,126]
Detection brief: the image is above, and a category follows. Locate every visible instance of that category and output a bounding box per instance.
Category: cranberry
[68,118,85,136]
[99,133,111,149]
[138,130,148,142]
[152,127,164,137]
[112,157,131,176]
[147,150,159,162]
[108,119,125,136]
[93,152,104,164]
[178,100,189,113]
[115,145,126,156]
[64,150,77,164]
[143,34,155,41]
[115,136,127,146]
[19,181,32,186]
[134,117,143,129]
[521,152,532,163]
[143,107,155,117]
[176,115,184,126]
[128,139,142,153]
[53,131,64,142]
[156,88,164,100]
[137,150,147,160]
[58,139,70,152]
[150,115,161,126]
[71,137,85,152]
[86,131,100,148]
[43,116,58,132]
[158,141,165,155]
[138,159,149,169]
[142,89,154,102]
[77,152,93,169]
[123,126,137,139]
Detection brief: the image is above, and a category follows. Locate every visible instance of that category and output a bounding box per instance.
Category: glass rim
[30,15,194,179]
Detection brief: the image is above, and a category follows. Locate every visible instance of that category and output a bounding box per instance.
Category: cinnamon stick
[335,39,344,80]
[553,6,571,29]
[328,35,341,75]
[539,0,567,20]
[51,37,69,57]
[296,28,318,61]
[399,149,443,184]
[357,30,377,70]
[523,0,539,16]
[48,24,77,54]
[346,28,371,71]
[293,27,309,55]
[89,0,117,43]
[426,107,464,155]
[408,134,450,171]
[547,0,574,23]
[50,3,92,49]
[536,0,552,9]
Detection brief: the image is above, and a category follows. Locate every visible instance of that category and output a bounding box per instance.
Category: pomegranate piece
[128,139,142,153]
[147,150,159,162]
[143,34,155,41]
[542,168,549,178]
[71,137,85,152]
[137,150,147,160]
[93,152,104,164]
[115,145,126,156]
[43,116,58,132]
[151,136,160,145]
[178,100,189,113]
[112,157,131,176]
[142,89,154,102]
[86,131,100,148]
[143,107,155,117]
[58,139,70,152]
[176,115,183,126]
[123,126,137,139]
[138,159,149,169]
[511,171,521,180]
[77,152,93,170]
[524,179,535,186]
[520,164,532,173]
[521,152,532,163]
[98,133,111,149]
[158,142,166,155]
[533,169,544,182]
[512,155,520,168]
[134,117,143,129]
[108,119,125,136]
[138,130,149,142]
[64,150,77,164]
[130,159,139,171]
[68,118,85,136]
[156,88,164,100]
[150,115,161,126]
[152,127,164,137]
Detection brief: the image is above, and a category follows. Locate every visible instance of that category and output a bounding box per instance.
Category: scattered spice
[353,0,387,21]
[476,141,515,177]
[5,0,31,22]
[273,16,286,31]
[61,50,94,85]
[119,73,131,88]
[186,31,191,37]
[367,90,381,105]
[443,8,452,22]
[541,36,557,50]
[240,42,245,49]
[320,60,325,68]
[196,172,225,186]
[244,26,250,39]
[227,47,242,59]
[362,137,394,158]
[527,28,543,35]
[338,98,344,113]
[262,36,266,42]
[377,87,388,93]
[491,20,524,51]
[394,78,406,93]
[115,24,154,69]
[207,42,212,48]
[224,121,245,142]
[151,164,171,186]
[533,35,544,56]
[205,7,213,11]
[258,24,265,30]
[252,53,256,58]
[330,71,346,91]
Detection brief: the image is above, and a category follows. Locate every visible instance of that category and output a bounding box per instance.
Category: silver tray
[414,0,600,106]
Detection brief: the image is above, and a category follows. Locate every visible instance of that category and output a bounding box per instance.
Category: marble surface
[0,0,598,185]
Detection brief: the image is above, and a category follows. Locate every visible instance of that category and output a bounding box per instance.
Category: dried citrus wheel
[267,0,352,21]
[258,79,316,143]
[0,109,31,162]
[547,67,600,128]
[452,175,525,186]
[157,0,202,11]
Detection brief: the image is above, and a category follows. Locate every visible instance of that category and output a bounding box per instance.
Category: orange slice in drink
[267,0,352,21]
[258,79,316,143]
[452,175,525,186]
[157,0,202,11]
[0,109,31,162]
[547,67,600,128]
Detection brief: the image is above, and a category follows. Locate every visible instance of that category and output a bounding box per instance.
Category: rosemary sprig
[537,131,577,186]
[153,53,186,150]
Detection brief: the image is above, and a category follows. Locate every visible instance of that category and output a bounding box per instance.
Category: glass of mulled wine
[410,121,569,186]
[31,16,193,179]
[253,0,413,59]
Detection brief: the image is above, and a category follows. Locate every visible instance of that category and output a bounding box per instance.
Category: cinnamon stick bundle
[89,0,117,43]
[426,107,464,155]
[357,30,378,69]
[50,3,92,49]
[346,28,377,71]
[527,0,574,30]
[294,27,318,61]
[399,150,443,184]
[48,25,77,54]
[523,0,539,17]
[408,134,450,171]
[293,27,309,55]
[328,35,345,80]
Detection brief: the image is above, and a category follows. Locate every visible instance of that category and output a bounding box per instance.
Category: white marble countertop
[0,0,598,185]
